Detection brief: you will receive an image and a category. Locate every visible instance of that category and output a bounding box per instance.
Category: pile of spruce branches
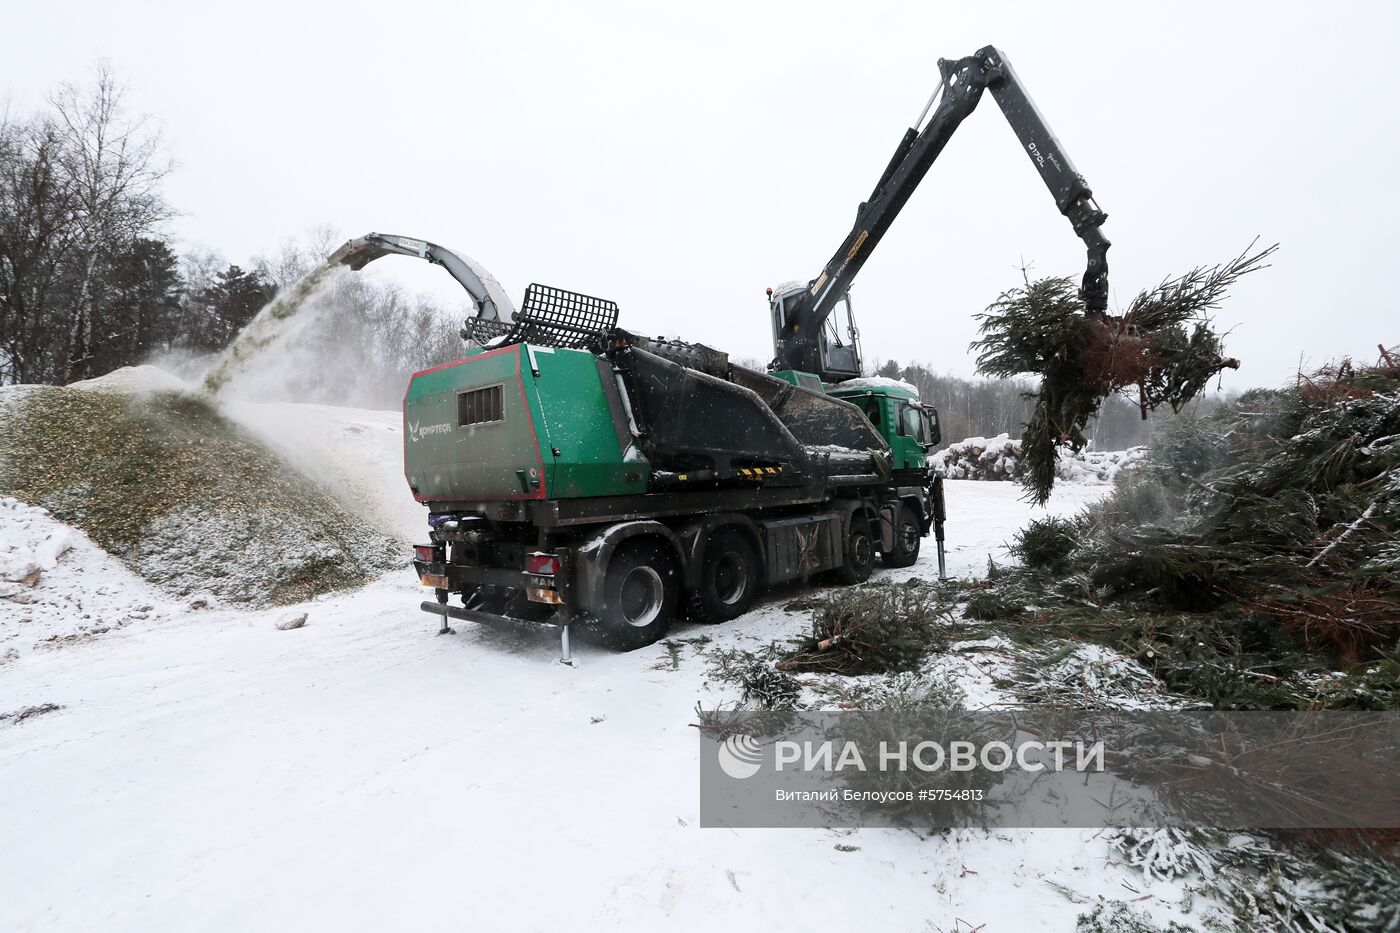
[973,242,1276,504]
[985,350,1400,709]
[777,581,953,675]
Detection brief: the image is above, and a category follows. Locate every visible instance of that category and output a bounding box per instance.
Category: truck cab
[827,380,940,471]
[769,369,940,471]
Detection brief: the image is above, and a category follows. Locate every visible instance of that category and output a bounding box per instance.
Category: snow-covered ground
[68,363,189,395]
[0,497,173,662]
[0,451,1217,932]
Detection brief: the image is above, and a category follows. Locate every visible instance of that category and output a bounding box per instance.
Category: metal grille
[457,385,504,426]
[461,316,512,345]
[508,284,619,349]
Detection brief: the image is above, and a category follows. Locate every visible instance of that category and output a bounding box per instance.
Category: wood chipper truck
[329,45,1111,656]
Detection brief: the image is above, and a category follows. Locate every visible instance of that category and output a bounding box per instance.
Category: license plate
[527,586,563,605]
[420,573,449,589]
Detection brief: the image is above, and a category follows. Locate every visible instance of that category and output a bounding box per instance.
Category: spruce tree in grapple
[974,243,1275,505]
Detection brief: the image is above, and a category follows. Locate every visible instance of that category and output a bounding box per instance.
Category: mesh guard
[461,316,512,344]
[507,284,619,349]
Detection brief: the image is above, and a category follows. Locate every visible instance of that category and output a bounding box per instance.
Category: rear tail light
[414,545,439,563]
[525,552,559,576]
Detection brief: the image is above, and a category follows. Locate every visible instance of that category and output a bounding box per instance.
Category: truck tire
[688,529,761,624]
[881,509,922,569]
[583,540,679,651]
[832,513,876,585]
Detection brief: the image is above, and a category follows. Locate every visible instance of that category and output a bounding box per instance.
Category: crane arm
[328,232,516,321]
[773,46,1110,381]
[980,47,1110,312]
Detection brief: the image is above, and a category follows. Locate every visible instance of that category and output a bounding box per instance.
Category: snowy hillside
[0,497,172,661]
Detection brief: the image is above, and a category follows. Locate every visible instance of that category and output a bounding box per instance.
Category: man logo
[717,734,764,780]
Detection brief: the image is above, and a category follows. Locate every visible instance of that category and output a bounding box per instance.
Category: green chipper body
[403,329,935,512]
[404,343,647,505]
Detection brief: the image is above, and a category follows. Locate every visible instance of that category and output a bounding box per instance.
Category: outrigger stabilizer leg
[932,473,948,581]
[434,591,455,635]
[559,622,574,667]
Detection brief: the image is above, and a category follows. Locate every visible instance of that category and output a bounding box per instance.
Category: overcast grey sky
[7,1,1398,387]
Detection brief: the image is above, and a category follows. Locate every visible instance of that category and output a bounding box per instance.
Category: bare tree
[50,62,171,380]
[0,112,78,383]
[254,224,341,290]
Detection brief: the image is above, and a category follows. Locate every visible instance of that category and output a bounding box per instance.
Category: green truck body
[406,338,942,651]
[404,347,937,507]
[404,344,647,503]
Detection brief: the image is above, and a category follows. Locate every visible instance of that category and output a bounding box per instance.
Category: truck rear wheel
[832,513,876,585]
[584,540,679,651]
[881,509,922,569]
[688,529,760,624]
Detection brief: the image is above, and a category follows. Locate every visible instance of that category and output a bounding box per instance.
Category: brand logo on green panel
[408,421,453,443]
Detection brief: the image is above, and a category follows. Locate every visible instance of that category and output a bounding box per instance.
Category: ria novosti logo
[717,734,764,780]
[713,733,1108,780]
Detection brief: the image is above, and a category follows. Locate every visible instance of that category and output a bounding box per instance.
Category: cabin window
[458,385,504,426]
[899,403,931,444]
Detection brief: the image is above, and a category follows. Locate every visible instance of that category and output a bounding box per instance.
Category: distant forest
[2,64,1232,443]
[868,359,1235,451]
